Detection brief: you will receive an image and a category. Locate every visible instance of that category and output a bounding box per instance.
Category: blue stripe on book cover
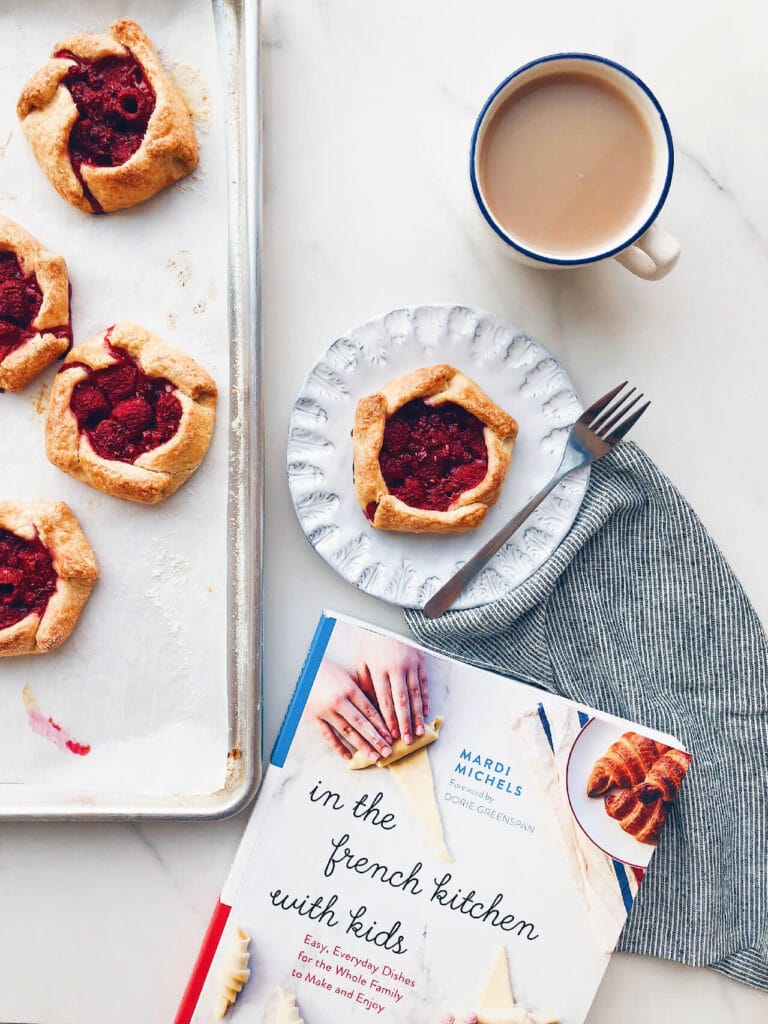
[613,861,635,913]
[270,613,337,768]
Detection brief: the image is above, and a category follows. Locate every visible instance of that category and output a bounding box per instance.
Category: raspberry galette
[46,321,217,504]
[17,19,198,214]
[353,364,518,533]
[0,501,97,657]
[0,215,71,392]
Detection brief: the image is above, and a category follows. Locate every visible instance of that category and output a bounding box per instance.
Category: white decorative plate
[287,305,589,610]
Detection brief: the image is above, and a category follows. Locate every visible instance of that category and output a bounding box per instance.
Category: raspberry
[89,418,128,460]
[452,463,486,488]
[70,383,111,427]
[428,485,452,511]
[0,528,57,630]
[379,455,403,482]
[17,549,48,576]
[382,420,409,454]
[397,479,427,508]
[116,87,150,123]
[135,376,154,399]
[92,364,137,403]
[0,280,31,326]
[140,429,165,450]
[155,391,182,434]
[0,567,22,602]
[467,434,488,460]
[0,254,17,284]
[111,396,152,438]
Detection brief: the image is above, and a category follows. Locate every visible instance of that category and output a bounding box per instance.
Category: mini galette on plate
[46,321,217,505]
[353,364,519,533]
[0,501,98,657]
[0,214,71,392]
[17,19,198,214]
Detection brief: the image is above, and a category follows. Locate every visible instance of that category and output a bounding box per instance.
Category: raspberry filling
[376,399,488,513]
[0,252,72,369]
[69,348,182,464]
[0,251,43,363]
[54,50,156,212]
[0,529,58,631]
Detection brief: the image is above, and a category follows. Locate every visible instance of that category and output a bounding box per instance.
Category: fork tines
[581,382,650,441]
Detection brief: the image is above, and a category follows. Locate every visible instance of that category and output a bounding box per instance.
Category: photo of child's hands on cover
[306,634,431,762]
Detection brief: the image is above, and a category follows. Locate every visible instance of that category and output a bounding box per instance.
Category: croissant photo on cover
[179,616,693,1024]
[1,3,766,1024]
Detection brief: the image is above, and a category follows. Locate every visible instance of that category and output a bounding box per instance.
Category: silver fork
[422,382,650,618]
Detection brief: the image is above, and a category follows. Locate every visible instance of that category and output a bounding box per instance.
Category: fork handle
[422,475,565,619]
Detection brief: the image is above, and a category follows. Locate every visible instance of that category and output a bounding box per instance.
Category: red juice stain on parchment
[22,684,91,756]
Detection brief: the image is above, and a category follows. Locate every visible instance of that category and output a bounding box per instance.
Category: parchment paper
[0,0,231,797]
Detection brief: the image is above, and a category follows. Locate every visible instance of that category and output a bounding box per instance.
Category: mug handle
[614,222,680,281]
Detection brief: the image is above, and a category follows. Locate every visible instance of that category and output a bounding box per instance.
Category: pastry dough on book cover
[175,613,691,1024]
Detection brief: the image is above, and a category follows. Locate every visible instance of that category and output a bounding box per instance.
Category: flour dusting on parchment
[166,249,192,287]
[170,61,212,131]
[150,537,189,587]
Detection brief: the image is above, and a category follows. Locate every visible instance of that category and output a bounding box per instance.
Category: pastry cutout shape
[18,19,198,213]
[346,713,451,860]
[272,988,304,1024]
[46,321,217,504]
[214,927,251,1019]
[0,215,71,391]
[388,747,451,862]
[469,946,558,1024]
[480,947,515,1009]
[348,717,443,769]
[353,364,518,533]
[0,501,98,657]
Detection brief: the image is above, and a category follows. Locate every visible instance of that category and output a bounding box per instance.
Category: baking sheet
[0,0,261,815]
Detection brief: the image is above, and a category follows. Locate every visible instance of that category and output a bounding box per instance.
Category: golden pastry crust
[0,215,71,391]
[17,19,199,213]
[352,364,518,533]
[45,320,217,504]
[0,500,98,657]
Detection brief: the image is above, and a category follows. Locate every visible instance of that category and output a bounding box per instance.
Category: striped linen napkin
[405,441,768,991]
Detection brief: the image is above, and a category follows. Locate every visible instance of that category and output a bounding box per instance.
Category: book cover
[175,612,691,1024]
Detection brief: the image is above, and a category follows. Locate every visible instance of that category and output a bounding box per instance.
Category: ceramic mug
[469,53,679,281]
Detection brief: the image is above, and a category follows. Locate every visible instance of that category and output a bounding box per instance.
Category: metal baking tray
[0,0,262,820]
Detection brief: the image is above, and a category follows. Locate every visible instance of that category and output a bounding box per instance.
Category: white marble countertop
[2,1,767,1022]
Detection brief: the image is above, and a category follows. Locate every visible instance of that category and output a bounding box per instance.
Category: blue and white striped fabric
[405,442,768,991]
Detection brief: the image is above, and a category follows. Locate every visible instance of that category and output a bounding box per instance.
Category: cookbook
[175,612,691,1024]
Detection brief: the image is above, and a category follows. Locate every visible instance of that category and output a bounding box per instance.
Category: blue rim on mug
[469,53,675,266]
